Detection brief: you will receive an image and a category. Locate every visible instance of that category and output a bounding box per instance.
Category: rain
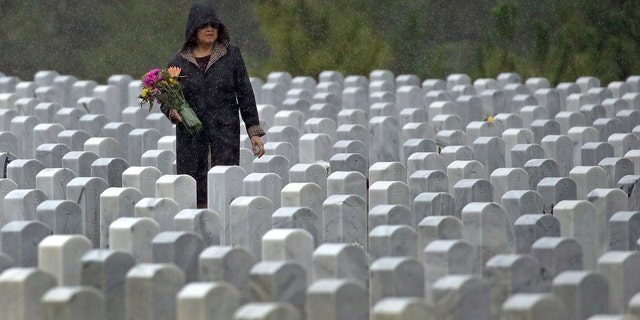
[1,1,638,84]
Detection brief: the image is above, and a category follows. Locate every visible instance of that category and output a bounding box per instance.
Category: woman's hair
[183,23,230,50]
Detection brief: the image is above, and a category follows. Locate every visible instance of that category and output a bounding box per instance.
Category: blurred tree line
[1,0,639,85]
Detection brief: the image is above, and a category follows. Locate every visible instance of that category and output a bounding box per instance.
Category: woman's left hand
[251,135,265,158]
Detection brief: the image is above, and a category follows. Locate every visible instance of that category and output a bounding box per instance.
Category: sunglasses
[199,22,219,30]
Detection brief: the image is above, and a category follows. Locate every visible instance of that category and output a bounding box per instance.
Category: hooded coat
[163,2,263,203]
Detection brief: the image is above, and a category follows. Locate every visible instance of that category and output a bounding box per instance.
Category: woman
[162,2,265,208]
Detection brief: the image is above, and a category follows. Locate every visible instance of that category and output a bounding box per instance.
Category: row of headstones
[0,102,638,188]
[3,70,640,212]
[0,100,639,189]
[2,69,639,132]
[252,71,640,174]
[2,69,640,256]
[3,213,640,320]
[251,73,640,135]
[2,70,640,114]
[3,69,640,318]
[1,160,640,319]
[4,146,640,253]
[2,70,640,172]
[3,79,640,173]
[252,71,640,113]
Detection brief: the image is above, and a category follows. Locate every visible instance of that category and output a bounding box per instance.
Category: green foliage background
[1,0,639,85]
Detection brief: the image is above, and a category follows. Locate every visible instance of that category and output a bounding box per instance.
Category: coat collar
[182,42,228,73]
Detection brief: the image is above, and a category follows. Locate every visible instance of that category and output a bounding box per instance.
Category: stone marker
[540,135,574,176]
[121,166,162,198]
[262,228,314,283]
[3,188,48,223]
[125,263,186,320]
[208,165,246,245]
[312,243,368,289]
[523,158,560,190]
[368,180,411,210]
[619,175,640,211]
[80,249,136,320]
[552,270,610,320]
[531,236,583,291]
[537,177,577,211]
[62,151,99,177]
[431,275,491,320]
[490,168,529,203]
[36,200,83,235]
[141,149,176,175]
[174,208,221,246]
[42,286,106,320]
[369,225,418,261]
[152,231,205,283]
[371,297,432,320]
[500,293,568,320]
[155,174,197,210]
[423,239,476,302]
[322,194,367,248]
[368,204,414,233]
[417,216,463,259]
[581,142,615,167]
[570,166,609,200]
[243,172,283,210]
[446,160,485,192]
[109,217,160,263]
[462,202,513,272]
[1,220,51,267]
[34,168,76,200]
[588,188,629,255]
[66,177,108,247]
[38,235,93,286]
[307,279,368,320]
[233,302,301,320]
[134,197,180,231]
[609,211,640,250]
[6,158,46,189]
[199,246,256,303]
[176,282,240,320]
[452,179,493,218]
[597,251,640,314]
[369,116,400,163]
[484,254,544,318]
[249,261,307,316]
[412,192,455,222]
[369,257,424,307]
[230,196,274,260]
[503,128,535,167]
[90,157,129,187]
[554,200,599,269]
[0,267,57,320]
[514,214,561,254]
[99,187,143,248]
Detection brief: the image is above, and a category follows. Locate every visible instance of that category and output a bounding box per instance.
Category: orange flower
[167,66,182,77]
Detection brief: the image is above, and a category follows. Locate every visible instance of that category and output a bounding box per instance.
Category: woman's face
[197,23,218,46]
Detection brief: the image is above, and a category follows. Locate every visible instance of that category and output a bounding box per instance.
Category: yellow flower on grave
[486,115,494,123]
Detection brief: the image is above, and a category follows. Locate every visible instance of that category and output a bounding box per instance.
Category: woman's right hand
[169,109,182,123]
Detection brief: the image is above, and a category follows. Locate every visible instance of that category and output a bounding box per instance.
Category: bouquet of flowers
[139,66,202,135]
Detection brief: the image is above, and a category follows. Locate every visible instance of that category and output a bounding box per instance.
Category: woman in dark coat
[162,2,265,208]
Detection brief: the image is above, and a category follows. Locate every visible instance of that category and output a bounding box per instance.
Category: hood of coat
[184,2,223,43]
